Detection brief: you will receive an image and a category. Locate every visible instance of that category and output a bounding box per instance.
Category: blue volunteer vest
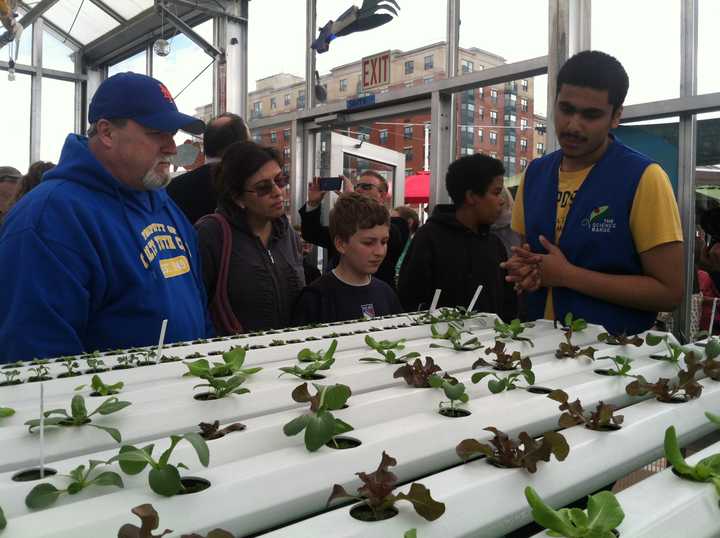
[523,135,657,334]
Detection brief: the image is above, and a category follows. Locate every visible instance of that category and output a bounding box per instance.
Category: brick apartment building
[196,41,546,183]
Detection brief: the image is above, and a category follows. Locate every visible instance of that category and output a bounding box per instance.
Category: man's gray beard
[142,162,172,190]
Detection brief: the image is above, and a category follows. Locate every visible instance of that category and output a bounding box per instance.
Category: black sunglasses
[244,175,289,197]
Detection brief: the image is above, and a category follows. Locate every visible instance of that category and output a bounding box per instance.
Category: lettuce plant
[360,335,420,364]
[283,383,353,451]
[185,347,261,379]
[473,341,532,371]
[555,313,596,360]
[645,333,685,365]
[28,364,51,381]
[198,420,245,441]
[279,356,334,380]
[112,433,209,497]
[116,355,137,369]
[471,369,535,394]
[494,318,534,346]
[75,375,124,396]
[58,358,81,377]
[701,338,720,380]
[118,504,236,538]
[0,506,5,530]
[664,423,720,497]
[416,306,474,325]
[598,332,643,347]
[85,357,108,372]
[548,389,623,431]
[525,486,624,538]
[25,394,131,442]
[297,340,338,363]
[626,352,703,402]
[430,323,483,352]
[456,427,569,472]
[25,460,123,509]
[393,357,442,388]
[428,374,469,414]
[1,369,21,385]
[0,406,15,419]
[596,355,634,376]
[327,452,445,522]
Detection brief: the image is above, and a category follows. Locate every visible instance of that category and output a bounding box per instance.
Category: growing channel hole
[349,503,398,522]
[12,468,58,482]
[178,477,211,495]
[439,408,472,418]
[526,386,554,394]
[325,436,362,450]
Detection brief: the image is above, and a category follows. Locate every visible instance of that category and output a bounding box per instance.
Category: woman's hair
[11,161,55,206]
[213,141,283,206]
[394,205,420,233]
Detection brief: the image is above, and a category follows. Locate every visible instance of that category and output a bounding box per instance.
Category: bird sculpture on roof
[0,0,24,81]
[312,0,400,54]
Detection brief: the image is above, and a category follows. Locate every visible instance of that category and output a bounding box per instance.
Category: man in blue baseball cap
[0,72,214,362]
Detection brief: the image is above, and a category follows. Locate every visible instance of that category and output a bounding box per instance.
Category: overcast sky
[1,0,719,173]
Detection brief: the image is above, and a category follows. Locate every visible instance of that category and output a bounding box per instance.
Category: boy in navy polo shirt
[293,193,403,324]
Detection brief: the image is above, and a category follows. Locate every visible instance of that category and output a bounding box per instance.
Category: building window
[478,87,484,97]
[424,55,434,70]
[283,164,290,175]
[252,133,261,143]
[404,80,414,88]
[423,76,433,85]
[521,98,528,112]
[270,131,277,143]
[252,101,261,118]
[270,97,276,110]
[520,118,529,131]
[405,167,413,176]
[404,146,413,161]
[478,108,484,120]
[284,94,291,106]
[297,91,305,109]
[461,59,473,73]
[379,129,388,144]
[284,128,290,140]
[477,128,483,143]
[504,132,516,144]
[537,142,545,154]
[339,78,347,92]
[404,125,413,139]
[404,60,414,75]
[490,89,498,104]
[357,126,371,141]
[489,131,497,145]
[522,79,529,91]
[504,113,517,125]
[520,138,528,151]
[283,147,290,159]
[490,110,498,125]
[520,158,527,169]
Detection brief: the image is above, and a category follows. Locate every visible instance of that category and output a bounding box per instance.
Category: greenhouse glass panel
[44,0,119,44]
[104,0,154,20]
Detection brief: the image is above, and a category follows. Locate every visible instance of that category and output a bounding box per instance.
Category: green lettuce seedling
[429,323,483,352]
[525,486,624,538]
[283,383,353,451]
[185,347,261,378]
[701,338,720,380]
[626,352,703,402]
[58,357,80,377]
[85,357,108,372]
[25,394,131,442]
[494,318,534,346]
[471,368,535,394]
[428,374,469,414]
[393,357,442,388]
[645,333,685,365]
[597,355,634,376]
[598,332,643,347]
[664,424,720,496]
[548,389,623,430]
[456,427,569,472]
[473,341,532,371]
[1,369,21,385]
[25,460,123,509]
[360,335,420,364]
[279,356,335,380]
[416,306,475,325]
[112,433,209,497]
[297,340,338,363]
[327,451,445,522]
[555,313,596,359]
[75,375,124,396]
[0,406,15,419]
[116,355,137,369]
[28,364,51,380]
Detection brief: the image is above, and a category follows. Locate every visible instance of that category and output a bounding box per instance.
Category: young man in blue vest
[504,50,683,334]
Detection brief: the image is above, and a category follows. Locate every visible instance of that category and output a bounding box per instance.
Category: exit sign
[361,51,391,92]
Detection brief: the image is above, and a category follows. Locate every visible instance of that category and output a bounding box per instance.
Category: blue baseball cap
[89,72,205,135]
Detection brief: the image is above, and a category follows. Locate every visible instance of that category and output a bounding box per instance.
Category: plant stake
[429,289,442,314]
[40,383,45,478]
[467,285,483,313]
[156,319,168,364]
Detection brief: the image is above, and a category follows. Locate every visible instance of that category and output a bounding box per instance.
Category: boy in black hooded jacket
[397,154,517,320]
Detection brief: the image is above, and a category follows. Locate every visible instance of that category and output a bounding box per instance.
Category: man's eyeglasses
[355,182,387,193]
[244,175,288,197]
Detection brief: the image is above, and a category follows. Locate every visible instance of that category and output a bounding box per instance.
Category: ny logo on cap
[158,83,175,104]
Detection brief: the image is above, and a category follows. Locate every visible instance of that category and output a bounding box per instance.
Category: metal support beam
[675,0,699,342]
[163,0,246,23]
[429,91,452,209]
[29,18,43,163]
[305,0,317,112]
[546,0,570,153]
[156,2,224,58]
[0,61,86,80]
[88,0,126,23]
[222,0,247,115]
[446,0,460,164]
[568,0,591,56]
[289,119,303,227]
[0,0,59,47]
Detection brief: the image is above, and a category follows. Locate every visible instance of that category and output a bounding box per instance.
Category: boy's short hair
[330,192,390,243]
[557,50,629,113]
[445,153,505,207]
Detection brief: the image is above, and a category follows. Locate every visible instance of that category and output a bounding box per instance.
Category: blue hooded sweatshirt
[0,135,213,362]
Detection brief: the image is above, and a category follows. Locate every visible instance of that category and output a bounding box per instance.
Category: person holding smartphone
[298,170,409,289]
[196,141,305,334]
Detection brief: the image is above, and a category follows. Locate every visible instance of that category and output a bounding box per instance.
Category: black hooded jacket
[397,204,517,320]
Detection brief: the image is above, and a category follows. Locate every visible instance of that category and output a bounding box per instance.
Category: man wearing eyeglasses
[299,170,409,289]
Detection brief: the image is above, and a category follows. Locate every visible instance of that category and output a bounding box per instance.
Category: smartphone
[318,177,342,191]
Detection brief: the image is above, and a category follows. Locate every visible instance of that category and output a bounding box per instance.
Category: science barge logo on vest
[581,205,616,233]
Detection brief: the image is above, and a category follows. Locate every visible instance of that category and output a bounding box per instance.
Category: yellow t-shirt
[511,162,683,320]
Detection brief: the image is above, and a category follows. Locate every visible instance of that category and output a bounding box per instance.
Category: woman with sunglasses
[196,141,305,334]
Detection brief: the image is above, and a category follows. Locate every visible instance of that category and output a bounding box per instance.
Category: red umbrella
[404,170,430,204]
